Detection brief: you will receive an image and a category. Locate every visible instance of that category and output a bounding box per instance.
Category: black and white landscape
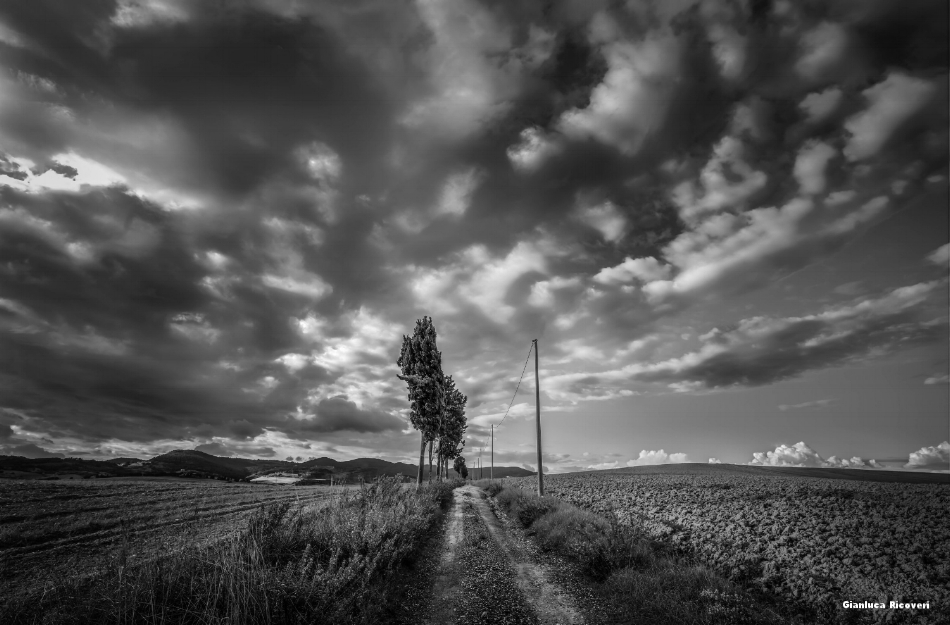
[0,1,947,624]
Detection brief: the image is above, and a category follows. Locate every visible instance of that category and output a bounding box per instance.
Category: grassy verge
[1,477,460,625]
[483,482,803,625]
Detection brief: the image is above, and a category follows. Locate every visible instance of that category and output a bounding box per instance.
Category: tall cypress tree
[437,375,467,480]
[397,316,445,487]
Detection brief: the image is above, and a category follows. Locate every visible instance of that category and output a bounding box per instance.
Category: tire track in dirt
[418,485,465,625]
[424,485,584,625]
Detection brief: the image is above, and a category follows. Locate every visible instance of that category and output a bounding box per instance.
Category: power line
[498,342,534,429]
[470,341,534,480]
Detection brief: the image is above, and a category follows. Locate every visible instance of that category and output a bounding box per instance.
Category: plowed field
[0,478,336,602]
[511,471,949,624]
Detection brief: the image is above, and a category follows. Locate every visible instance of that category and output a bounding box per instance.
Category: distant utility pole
[490,424,494,481]
[533,338,544,496]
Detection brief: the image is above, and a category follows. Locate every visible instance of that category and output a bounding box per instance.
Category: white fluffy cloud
[795,22,849,82]
[507,127,563,172]
[750,442,882,469]
[641,197,815,303]
[844,72,937,161]
[594,256,671,285]
[604,177,895,305]
[927,243,950,267]
[410,239,554,321]
[262,274,332,300]
[751,442,824,467]
[626,449,689,466]
[528,276,582,309]
[577,200,627,242]
[799,87,843,124]
[435,167,483,217]
[924,374,949,385]
[555,24,680,156]
[671,136,767,225]
[905,441,950,470]
[403,0,546,139]
[794,140,837,196]
[708,458,722,464]
[824,455,877,469]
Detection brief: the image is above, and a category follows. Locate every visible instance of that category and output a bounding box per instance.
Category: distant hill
[577,462,950,485]
[0,455,134,478]
[467,465,537,479]
[0,450,535,482]
[6,455,941,484]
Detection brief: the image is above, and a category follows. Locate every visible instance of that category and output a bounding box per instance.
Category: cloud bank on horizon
[0,0,946,470]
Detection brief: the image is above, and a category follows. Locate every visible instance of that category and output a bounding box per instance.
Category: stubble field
[0,477,336,603]
[512,470,949,624]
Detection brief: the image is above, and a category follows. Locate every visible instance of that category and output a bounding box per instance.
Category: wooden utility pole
[533,339,544,496]
[490,424,494,481]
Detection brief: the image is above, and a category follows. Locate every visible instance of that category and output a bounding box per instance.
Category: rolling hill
[0,450,535,481]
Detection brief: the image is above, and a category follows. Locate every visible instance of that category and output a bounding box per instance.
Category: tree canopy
[453,456,468,480]
[397,316,468,484]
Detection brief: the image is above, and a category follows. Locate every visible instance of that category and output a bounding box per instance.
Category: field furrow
[0,478,339,601]
[511,473,949,624]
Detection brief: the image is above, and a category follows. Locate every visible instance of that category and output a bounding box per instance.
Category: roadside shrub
[494,484,524,510]
[527,503,658,580]
[492,486,553,527]
[514,494,557,528]
[484,480,504,496]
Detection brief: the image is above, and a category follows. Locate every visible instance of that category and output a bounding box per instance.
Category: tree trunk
[417,432,426,488]
[427,440,433,483]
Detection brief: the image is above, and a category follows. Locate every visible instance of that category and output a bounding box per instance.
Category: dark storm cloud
[632,283,948,389]
[0,0,394,199]
[297,396,406,434]
[31,162,79,179]
[0,182,359,446]
[194,442,234,457]
[0,154,29,181]
[0,443,65,459]
[544,281,948,394]
[0,0,946,460]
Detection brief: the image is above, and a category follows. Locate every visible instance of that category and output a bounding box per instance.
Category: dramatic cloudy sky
[0,0,947,472]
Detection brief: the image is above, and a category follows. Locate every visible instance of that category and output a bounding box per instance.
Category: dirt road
[419,485,586,625]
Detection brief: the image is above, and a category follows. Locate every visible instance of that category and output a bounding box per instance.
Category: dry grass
[1,477,459,625]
